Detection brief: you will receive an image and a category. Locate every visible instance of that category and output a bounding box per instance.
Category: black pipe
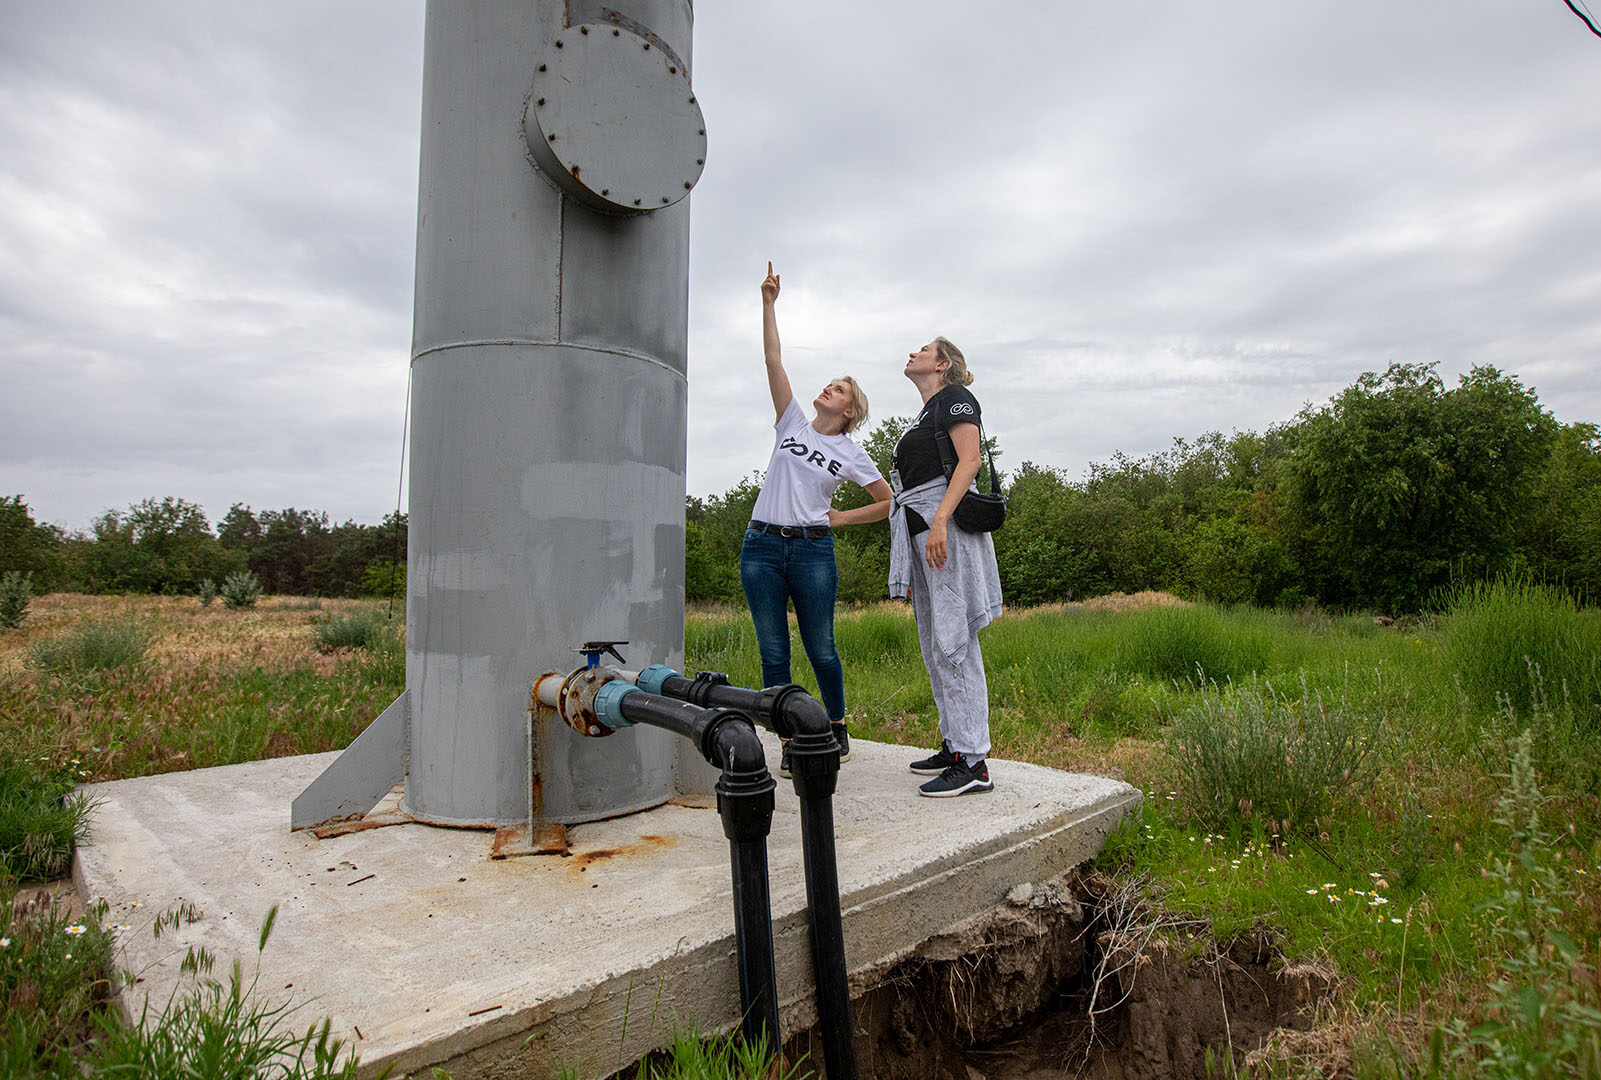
[615,693,781,1050]
[652,673,859,1080]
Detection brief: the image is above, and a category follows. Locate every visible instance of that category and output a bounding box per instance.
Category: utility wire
[387,364,412,623]
[1564,0,1601,38]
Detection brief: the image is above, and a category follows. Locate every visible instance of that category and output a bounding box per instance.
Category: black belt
[749,520,831,539]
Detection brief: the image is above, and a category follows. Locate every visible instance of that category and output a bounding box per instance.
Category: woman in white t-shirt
[744,263,893,774]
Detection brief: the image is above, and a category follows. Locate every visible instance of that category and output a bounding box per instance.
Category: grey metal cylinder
[404,0,699,826]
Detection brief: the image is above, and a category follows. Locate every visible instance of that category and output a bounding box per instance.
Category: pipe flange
[559,665,620,737]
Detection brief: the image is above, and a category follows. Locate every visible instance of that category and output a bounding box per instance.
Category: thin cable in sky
[1564,0,1601,38]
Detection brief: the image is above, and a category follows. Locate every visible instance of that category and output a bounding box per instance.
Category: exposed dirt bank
[782,870,1333,1079]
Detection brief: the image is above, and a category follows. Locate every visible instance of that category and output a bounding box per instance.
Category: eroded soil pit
[782,871,1334,1080]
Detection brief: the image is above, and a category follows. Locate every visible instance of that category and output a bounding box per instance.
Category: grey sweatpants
[906,534,992,759]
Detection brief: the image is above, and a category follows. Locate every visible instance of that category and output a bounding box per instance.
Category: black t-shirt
[892,385,982,489]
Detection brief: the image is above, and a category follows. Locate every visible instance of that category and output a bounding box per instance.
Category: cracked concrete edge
[381,783,1141,1080]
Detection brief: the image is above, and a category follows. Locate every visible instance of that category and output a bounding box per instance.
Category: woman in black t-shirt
[891,337,1004,797]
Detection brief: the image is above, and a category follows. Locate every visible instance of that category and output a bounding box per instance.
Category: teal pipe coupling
[636,664,680,697]
[593,680,640,729]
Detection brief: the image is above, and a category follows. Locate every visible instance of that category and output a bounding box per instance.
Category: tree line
[5,363,1597,614]
[690,362,1600,614]
[0,497,406,600]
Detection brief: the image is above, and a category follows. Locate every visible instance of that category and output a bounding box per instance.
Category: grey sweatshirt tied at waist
[887,473,1004,669]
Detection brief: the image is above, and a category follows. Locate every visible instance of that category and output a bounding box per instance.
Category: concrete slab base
[75,734,1139,1079]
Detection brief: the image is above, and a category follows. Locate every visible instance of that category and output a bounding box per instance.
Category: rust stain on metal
[312,810,414,840]
[669,794,718,810]
[490,823,569,859]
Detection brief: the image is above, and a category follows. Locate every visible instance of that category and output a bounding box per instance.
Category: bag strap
[932,393,1000,494]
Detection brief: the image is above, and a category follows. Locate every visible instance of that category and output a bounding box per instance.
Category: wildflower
[115,924,130,932]
[1391,918,1403,924]
[64,953,72,960]
[1369,896,1389,906]
[0,938,9,948]
[65,924,86,935]
[1327,894,1340,903]
[1306,889,1319,895]
[1321,883,1337,890]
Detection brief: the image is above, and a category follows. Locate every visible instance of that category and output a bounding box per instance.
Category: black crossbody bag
[933,402,1007,533]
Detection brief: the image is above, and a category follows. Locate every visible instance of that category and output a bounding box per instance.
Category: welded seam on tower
[411,339,687,381]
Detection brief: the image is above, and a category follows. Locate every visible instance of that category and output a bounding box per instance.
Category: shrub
[197,578,217,607]
[1441,576,1601,726]
[221,570,262,610]
[0,570,30,630]
[313,611,386,653]
[30,622,150,679]
[1166,672,1386,832]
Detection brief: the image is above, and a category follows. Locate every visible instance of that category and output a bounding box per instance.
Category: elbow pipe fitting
[637,668,832,739]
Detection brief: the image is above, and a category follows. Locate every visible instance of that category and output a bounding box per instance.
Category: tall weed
[1440,731,1601,1078]
[1166,673,1386,832]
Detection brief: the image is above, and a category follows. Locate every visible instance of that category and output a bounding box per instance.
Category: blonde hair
[933,337,973,387]
[832,375,869,435]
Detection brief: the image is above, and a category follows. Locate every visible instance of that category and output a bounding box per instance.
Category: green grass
[683,590,1601,1064]
[1441,575,1601,727]
[555,1025,806,1080]
[7,586,1601,1077]
[0,897,371,1080]
[0,749,96,883]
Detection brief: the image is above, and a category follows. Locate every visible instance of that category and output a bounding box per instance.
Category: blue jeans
[739,529,846,722]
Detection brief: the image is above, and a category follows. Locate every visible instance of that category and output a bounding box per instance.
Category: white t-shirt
[750,399,883,526]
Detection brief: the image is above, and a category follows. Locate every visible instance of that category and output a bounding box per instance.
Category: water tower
[293,0,713,835]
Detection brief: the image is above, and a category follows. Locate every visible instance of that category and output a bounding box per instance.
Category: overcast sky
[3,2,1599,532]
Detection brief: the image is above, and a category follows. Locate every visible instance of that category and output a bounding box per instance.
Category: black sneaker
[779,739,792,779]
[909,739,957,775]
[831,723,852,764]
[918,753,993,798]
